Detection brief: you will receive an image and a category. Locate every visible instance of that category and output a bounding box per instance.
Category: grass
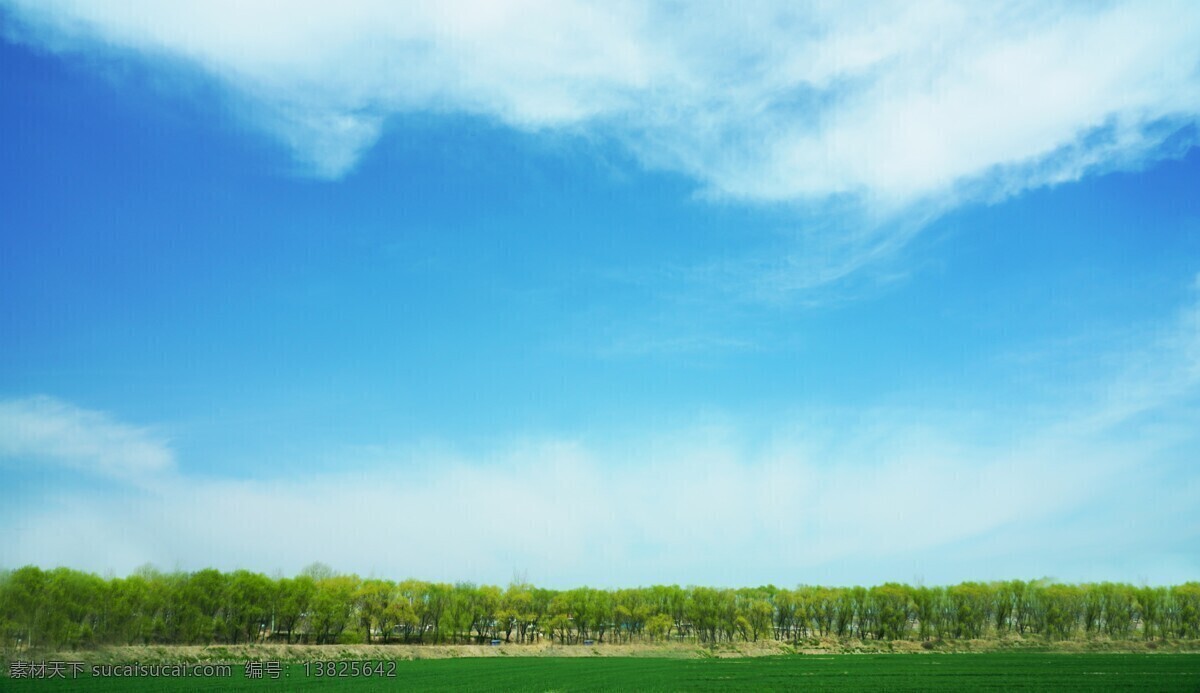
[4,653,1200,691]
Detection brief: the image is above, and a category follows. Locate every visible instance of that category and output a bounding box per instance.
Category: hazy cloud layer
[4,288,1198,585]
[1,405,1193,586]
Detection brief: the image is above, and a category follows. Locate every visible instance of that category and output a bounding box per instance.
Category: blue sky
[1,2,1199,587]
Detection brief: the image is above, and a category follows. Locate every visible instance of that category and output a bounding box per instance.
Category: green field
[5,654,1200,691]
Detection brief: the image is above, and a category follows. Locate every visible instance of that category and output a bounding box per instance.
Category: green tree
[309,575,358,644]
[646,613,673,641]
[1041,584,1081,640]
[1173,583,1200,639]
[869,584,912,640]
[947,582,990,639]
[354,579,394,644]
[225,570,274,643]
[275,576,314,643]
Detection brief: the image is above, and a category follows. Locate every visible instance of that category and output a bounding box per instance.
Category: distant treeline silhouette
[2,565,1198,650]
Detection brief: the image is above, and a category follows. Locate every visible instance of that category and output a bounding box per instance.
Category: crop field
[6,654,1200,691]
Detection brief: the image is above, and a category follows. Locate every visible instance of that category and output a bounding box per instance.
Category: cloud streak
[0,395,174,481]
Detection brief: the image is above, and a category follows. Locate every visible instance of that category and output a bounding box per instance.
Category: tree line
[1,565,1198,650]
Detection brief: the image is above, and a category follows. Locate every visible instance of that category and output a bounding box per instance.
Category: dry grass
[19,637,1200,666]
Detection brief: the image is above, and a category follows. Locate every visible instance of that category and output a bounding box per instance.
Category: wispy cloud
[3,283,1199,584]
[1067,275,1200,434]
[0,405,1193,586]
[0,395,174,481]
[3,1,1198,293]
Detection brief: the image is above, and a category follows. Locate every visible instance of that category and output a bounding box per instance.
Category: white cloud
[4,2,1198,299]
[4,1,1198,204]
[0,395,174,480]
